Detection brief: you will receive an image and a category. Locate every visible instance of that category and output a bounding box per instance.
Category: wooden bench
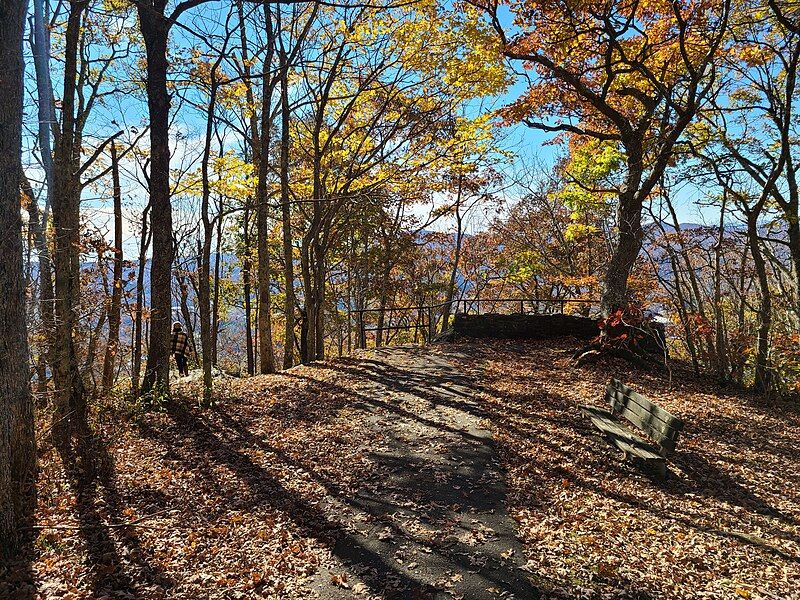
[580,379,684,479]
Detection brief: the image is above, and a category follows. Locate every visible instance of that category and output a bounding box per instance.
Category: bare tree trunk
[279,37,296,369]
[139,0,174,399]
[102,142,124,391]
[732,240,750,385]
[131,204,151,398]
[211,204,223,366]
[243,205,255,375]
[198,76,220,406]
[300,240,313,362]
[28,0,56,387]
[441,175,464,333]
[51,0,88,444]
[256,2,276,374]
[0,0,36,556]
[313,243,325,360]
[235,0,256,376]
[713,193,729,381]
[375,260,391,348]
[175,271,198,363]
[30,0,55,216]
[747,210,772,393]
[601,178,644,314]
[21,175,53,394]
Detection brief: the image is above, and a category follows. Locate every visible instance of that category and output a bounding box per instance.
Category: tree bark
[243,206,255,375]
[139,1,174,399]
[20,174,53,394]
[211,206,222,366]
[0,0,36,557]
[29,0,56,384]
[747,210,772,393]
[441,175,464,333]
[279,44,296,368]
[51,0,88,444]
[256,3,276,374]
[102,142,124,392]
[601,148,645,314]
[236,0,257,375]
[198,75,220,406]
[131,204,151,398]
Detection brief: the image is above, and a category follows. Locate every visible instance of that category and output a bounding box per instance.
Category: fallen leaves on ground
[440,338,800,599]
[2,338,799,599]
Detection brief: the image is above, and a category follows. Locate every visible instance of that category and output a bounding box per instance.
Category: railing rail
[351,296,599,350]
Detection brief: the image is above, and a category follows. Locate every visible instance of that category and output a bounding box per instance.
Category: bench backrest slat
[604,379,684,454]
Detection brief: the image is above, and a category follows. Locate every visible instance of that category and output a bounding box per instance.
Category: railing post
[428,306,434,341]
[519,299,524,314]
[358,311,366,349]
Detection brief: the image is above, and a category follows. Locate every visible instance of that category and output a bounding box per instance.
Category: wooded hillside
[1,0,800,596]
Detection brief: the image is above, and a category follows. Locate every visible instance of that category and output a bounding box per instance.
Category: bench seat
[579,405,665,475]
[579,379,684,479]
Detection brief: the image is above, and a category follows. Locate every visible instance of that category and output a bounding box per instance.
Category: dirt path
[305,346,538,599]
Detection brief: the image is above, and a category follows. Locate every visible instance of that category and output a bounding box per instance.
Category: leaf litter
[2,337,798,599]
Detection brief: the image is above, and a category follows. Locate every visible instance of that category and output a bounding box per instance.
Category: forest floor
[2,337,800,599]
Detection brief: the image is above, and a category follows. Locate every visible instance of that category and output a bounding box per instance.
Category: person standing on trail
[171,322,191,377]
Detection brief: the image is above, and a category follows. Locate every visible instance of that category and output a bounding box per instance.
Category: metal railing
[351,297,599,350]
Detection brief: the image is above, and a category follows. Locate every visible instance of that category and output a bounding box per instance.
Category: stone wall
[453,313,600,340]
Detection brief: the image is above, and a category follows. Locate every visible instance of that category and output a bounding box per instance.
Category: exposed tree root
[572,342,665,370]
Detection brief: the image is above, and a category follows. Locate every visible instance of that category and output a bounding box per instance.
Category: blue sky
[21,0,717,259]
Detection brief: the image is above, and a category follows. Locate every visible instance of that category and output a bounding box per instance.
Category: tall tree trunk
[175,271,197,361]
[131,204,151,398]
[21,175,53,394]
[243,209,255,375]
[313,241,325,360]
[236,0,257,375]
[211,205,223,366]
[102,142,124,391]
[256,3,276,374]
[30,0,55,217]
[279,49,296,368]
[0,0,36,557]
[29,0,56,384]
[441,175,464,333]
[601,142,656,316]
[198,78,219,406]
[375,254,392,348]
[139,2,174,399]
[713,193,729,381]
[747,210,772,393]
[601,183,644,314]
[51,0,88,445]
[733,240,750,386]
[299,241,313,362]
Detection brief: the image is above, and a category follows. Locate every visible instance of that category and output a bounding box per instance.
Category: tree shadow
[54,433,170,597]
[669,449,798,527]
[0,486,37,599]
[134,358,557,600]
[136,400,457,598]
[437,341,800,566]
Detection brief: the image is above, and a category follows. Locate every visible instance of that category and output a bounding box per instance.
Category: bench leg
[621,451,667,480]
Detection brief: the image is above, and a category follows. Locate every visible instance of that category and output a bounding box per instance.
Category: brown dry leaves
[4,363,382,599]
[5,338,800,599]
[441,338,800,599]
